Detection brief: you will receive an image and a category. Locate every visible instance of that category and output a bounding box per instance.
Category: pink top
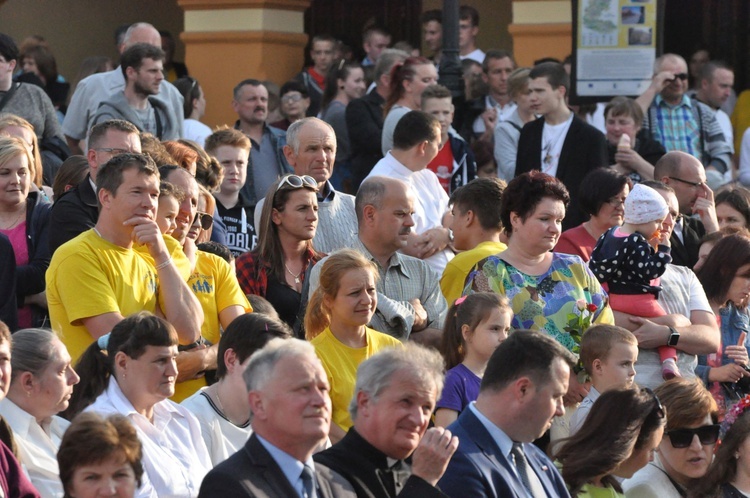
[555,223,597,262]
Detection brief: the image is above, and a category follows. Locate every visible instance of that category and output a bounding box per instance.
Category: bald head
[654,53,688,105]
[121,23,161,53]
[655,151,706,215]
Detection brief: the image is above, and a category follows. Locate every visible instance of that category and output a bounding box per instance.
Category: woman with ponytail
[304,249,401,443]
[381,56,437,155]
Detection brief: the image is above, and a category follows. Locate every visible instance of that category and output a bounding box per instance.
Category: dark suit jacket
[438,408,570,498]
[346,91,385,190]
[515,115,609,230]
[314,428,448,498]
[48,173,98,254]
[670,215,705,269]
[198,434,355,498]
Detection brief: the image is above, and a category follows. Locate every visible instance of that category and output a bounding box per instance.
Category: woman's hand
[708,362,750,383]
[563,369,590,406]
[725,344,749,366]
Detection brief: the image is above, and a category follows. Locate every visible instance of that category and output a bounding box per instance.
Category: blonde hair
[196,184,215,244]
[0,136,35,188]
[304,249,379,339]
[0,113,43,187]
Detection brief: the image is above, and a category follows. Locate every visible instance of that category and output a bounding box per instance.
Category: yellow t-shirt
[441,241,507,304]
[172,250,251,402]
[133,234,192,282]
[47,230,158,362]
[311,326,402,432]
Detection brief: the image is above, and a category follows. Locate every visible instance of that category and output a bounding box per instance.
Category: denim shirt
[697,303,750,384]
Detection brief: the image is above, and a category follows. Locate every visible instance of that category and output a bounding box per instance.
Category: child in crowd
[589,183,676,379]
[155,181,184,237]
[435,292,512,428]
[569,324,639,435]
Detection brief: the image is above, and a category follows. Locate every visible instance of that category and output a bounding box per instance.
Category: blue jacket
[439,407,570,498]
[234,121,293,206]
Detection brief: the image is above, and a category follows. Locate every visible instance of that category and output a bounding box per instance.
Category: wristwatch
[667,327,680,347]
[447,229,454,243]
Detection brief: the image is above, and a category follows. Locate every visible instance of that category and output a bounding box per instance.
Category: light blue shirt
[256,434,316,498]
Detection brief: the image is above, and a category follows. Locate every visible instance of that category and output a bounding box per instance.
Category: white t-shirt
[460,48,485,64]
[540,115,574,178]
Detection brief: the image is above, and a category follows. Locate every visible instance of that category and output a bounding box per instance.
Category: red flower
[587,303,598,313]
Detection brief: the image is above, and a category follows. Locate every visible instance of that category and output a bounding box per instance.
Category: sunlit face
[636,218,665,241]
[288,122,336,185]
[659,414,715,484]
[0,153,31,208]
[120,345,178,405]
[615,425,665,479]
[272,189,318,242]
[341,68,367,102]
[90,130,141,171]
[156,195,179,235]
[484,56,515,96]
[656,190,679,240]
[592,183,629,229]
[68,455,137,498]
[605,112,640,146]
[187,193,207,241]
[404,64,438,109]
[27,338,80,420]
[422,97,454,143]
[357,371,438,459]
[727,264,750,307]
[665,159,706,215]
[101,169,159,232]
[702,68,734,109]
[131,58,164,96]
[510,197,566,254]
[658,57,689,104]
[215,145,248,196]
[165,170,199,243]
[521,358,569,441]
[528,77,565,116]
[0,340,10,400]
[716,202,747,230]
[326,268,377,330]
[372,184,416,253]
[594,342,638,392]
[694,241,714,272]
[193,86,206,118]
[310,40,335,73]
[423,20,442,53]
[463,308,512,362]
[232,84,269,125]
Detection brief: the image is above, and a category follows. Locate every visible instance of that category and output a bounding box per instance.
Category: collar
[256,433,315,489]
[104,378,183,431]
[343,427,396,468]
[655,94,693,109]
[318,181,335,202]
[382,152,415,178]
[0,397,36,439]
[353,237,411,278]
[468,402,515,459]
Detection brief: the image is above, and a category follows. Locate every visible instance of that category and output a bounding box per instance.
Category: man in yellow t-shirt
[47,154,203,361]
[441,177,507,304]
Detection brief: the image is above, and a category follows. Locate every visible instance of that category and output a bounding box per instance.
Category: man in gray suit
[198,338,354,498]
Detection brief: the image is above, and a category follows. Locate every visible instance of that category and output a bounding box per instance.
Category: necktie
[511,443,545,498]
[301,464,317,498]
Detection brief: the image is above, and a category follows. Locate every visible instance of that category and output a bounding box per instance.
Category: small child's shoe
[662,357,681,380]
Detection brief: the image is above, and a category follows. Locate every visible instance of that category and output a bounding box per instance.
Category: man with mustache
[308,176,448,344]
[232,79,292,209]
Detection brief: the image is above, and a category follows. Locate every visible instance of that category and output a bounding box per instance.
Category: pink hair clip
[455,296,467,306]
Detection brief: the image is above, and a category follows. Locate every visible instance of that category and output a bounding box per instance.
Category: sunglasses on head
[193,212,213,230]
[642,387,666,419]
[276,175,317,192]
[665,424,720,448]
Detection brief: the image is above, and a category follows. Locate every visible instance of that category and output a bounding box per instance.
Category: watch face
[668,332,680,346]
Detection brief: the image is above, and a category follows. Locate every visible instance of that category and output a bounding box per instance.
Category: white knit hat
[623,183,669,224]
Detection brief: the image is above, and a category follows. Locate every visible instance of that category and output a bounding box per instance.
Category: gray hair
[286,117,336,155]
[374,49,409,83]
[349,343,444,420]
[10,329,61,382]
[355,176,387,224]
[243,338,318,394]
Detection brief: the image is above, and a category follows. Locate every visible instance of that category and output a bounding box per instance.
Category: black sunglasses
[672,73,688,81]
[666,424,720,448]
[193,211,213,230]
[642,387,665,419]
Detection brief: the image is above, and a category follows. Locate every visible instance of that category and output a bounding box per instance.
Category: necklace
[284,262,302,284]
[0,205,24,230]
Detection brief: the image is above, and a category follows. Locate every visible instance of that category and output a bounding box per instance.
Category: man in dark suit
[314,344,458,498]
[49,119,141,253]
[199,339,355,498]
[515,62,608,230]
[346,49,407,192]
[654,151,719,268]
[439,331,575,498]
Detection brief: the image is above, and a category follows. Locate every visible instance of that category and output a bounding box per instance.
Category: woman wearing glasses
[555,168,631,262]
[236,174,322,332]
[554,388,666,497]
[623,377,719,498]
[695,234,750,417]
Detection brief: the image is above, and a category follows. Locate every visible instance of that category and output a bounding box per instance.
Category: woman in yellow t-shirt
[305,249,401,444]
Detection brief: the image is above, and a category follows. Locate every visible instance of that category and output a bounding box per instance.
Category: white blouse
[86,379,212,498]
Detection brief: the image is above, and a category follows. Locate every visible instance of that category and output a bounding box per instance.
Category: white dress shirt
[0,398,69,497]
[86,379,212,498]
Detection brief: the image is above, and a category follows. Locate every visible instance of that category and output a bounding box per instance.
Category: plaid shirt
[650,95,701,157]
[235,248,320,297]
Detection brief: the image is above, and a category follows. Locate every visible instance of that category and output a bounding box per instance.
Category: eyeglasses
[642,387,665,419]
[276,174,317,192]
[193,211,213,230]
[673,73,689,81]
[665,424,720,448]
[606,196,627,207]
[95,147,133,155]
[668,176,705,189]
[281,93,304,104]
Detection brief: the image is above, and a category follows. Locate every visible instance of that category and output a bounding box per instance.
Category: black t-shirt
[215,194,257,257]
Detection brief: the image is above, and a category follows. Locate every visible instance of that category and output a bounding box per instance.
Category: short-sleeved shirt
[441,240,507,304]
[46,230,158,361]
[436,363,481,414]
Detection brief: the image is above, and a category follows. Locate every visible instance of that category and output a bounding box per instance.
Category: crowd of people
[0,8,750,498]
